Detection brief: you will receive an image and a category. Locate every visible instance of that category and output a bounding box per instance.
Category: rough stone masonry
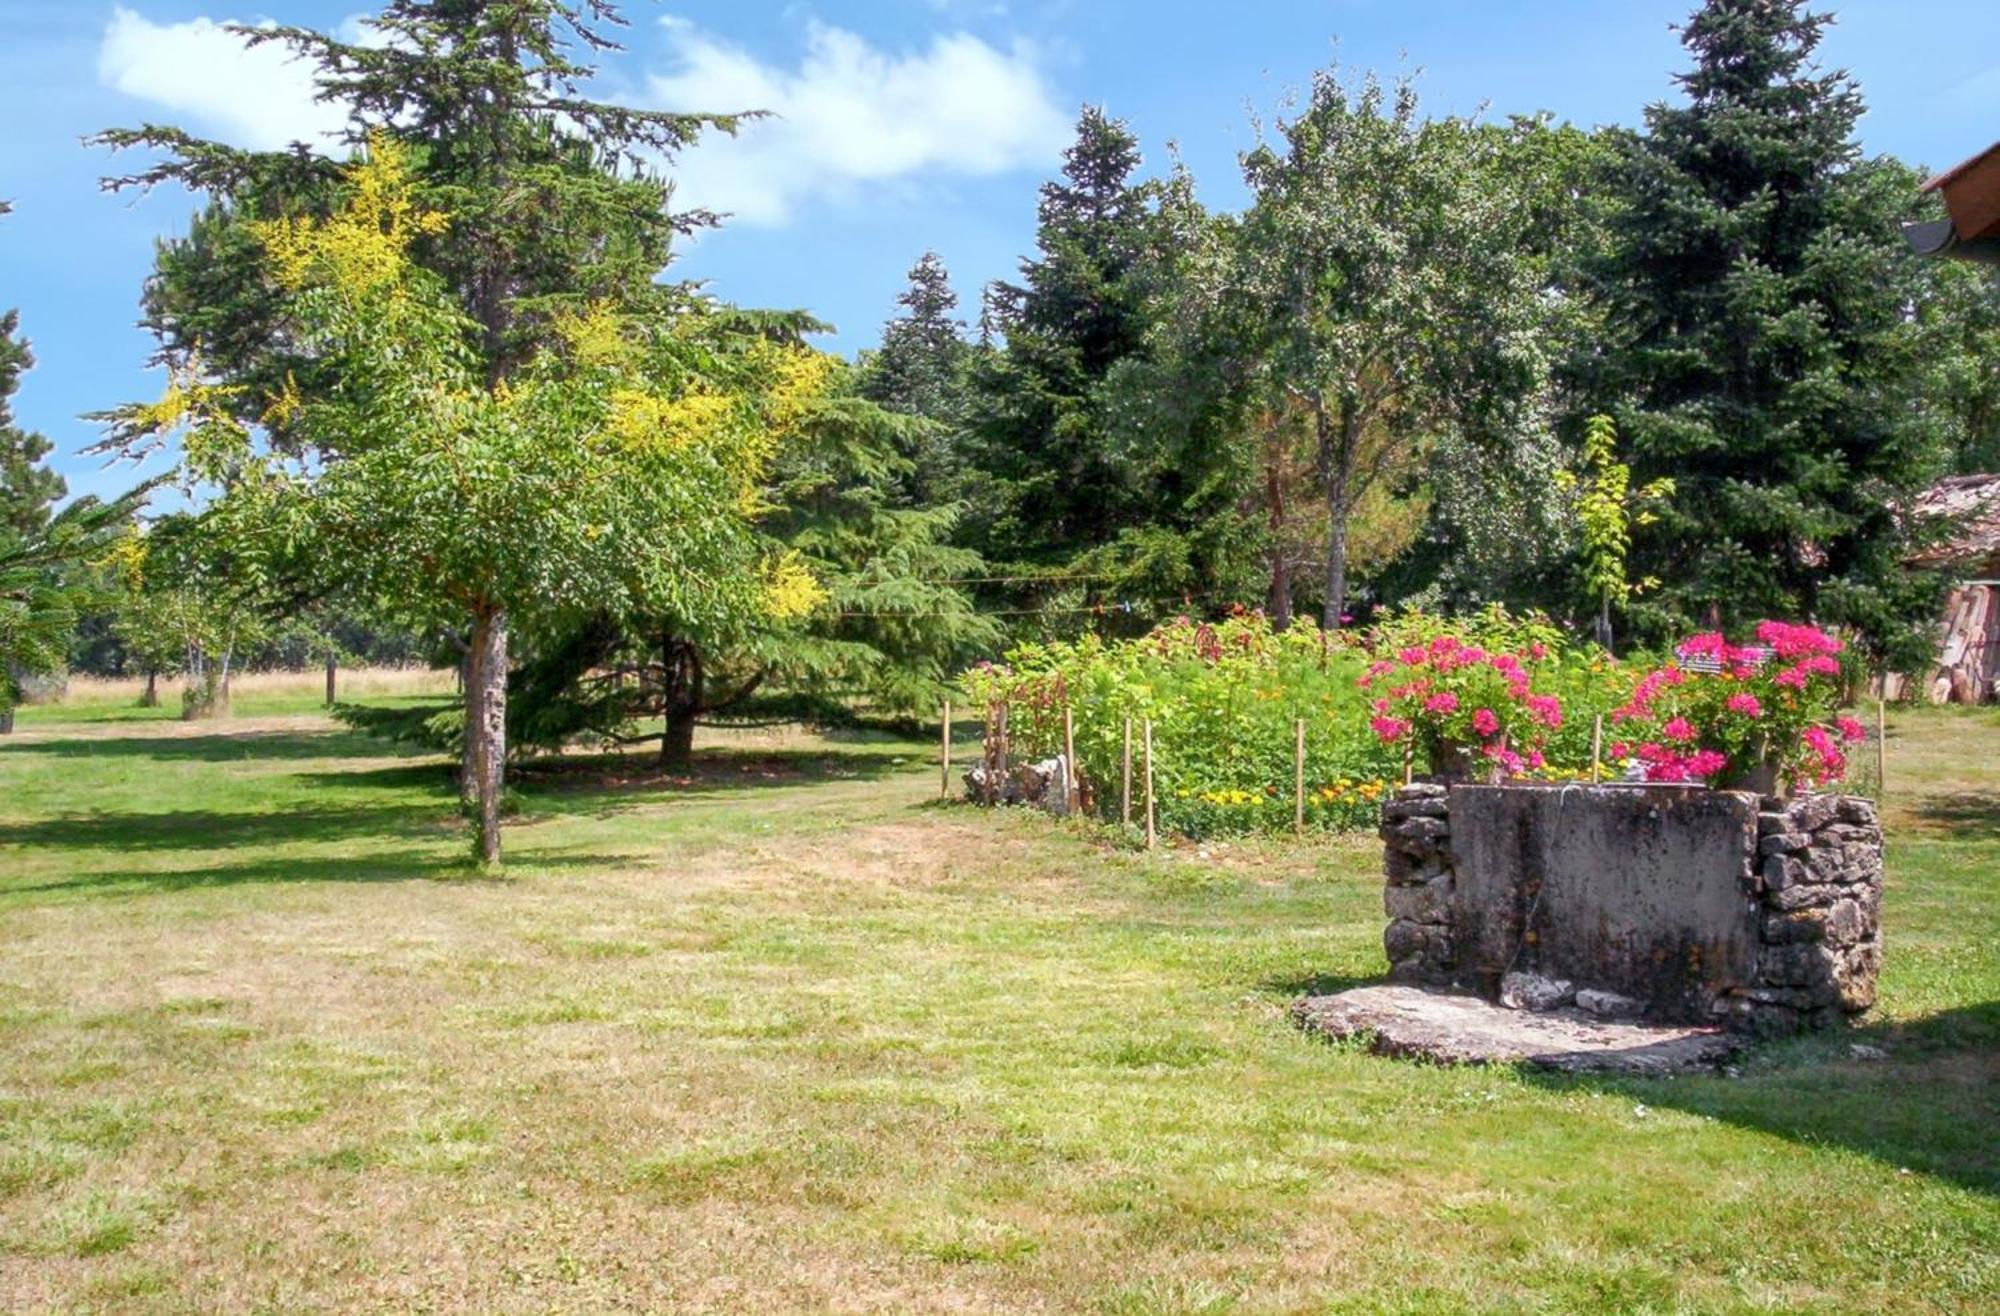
[1379,782,1884,1037]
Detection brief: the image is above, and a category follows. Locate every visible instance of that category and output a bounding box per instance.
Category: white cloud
[97,7,348,150]
[644,18,1069,225]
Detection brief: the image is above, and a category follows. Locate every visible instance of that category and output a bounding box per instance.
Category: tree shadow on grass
[0,802,456,857]
[12,847,628,897]
[1904,791,2000,841]
[502,745,912,798]
[0,727,428,763]
[1523,1000,2000,1198]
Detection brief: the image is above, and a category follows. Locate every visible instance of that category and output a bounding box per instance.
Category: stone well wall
[1380,783,1883,1036]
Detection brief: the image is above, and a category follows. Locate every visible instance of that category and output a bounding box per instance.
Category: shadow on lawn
[14,847,628,896]
[0,727,423,763]
[1527,999,2000,1198]
[1904,791,2000,841]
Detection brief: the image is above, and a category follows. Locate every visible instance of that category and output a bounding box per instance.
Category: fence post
[1062,702,1078,815]
[1875,696,1888,798]
[1294,718,1306,835]
[1591,713,1604,785]
[941,699,952,799]
[1121,716,1133,827]
[1143,717,1156,851]
[996,702,1010,804]
[1402,741,1413,788]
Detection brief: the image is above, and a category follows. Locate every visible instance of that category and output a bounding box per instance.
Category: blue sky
[3,0,1997,506]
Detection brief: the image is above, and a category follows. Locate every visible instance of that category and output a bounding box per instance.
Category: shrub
[1607,621,1863,787]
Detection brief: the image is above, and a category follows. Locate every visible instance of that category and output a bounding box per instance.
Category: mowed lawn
[1,689,1995,1314]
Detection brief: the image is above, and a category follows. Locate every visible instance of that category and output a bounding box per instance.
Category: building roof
[1908,141,2000,264]
[1911,473,2000,576]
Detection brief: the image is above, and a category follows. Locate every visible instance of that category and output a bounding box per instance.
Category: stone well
[1380,782,1884,1036]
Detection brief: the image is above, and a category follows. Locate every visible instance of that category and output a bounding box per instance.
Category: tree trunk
[0,706,12,736]
[661,633,703,771]
[459,648,477,805]
[1595,596,1614,653]
[324,652,337,707]
[1264,427,1293,629]
[141,669,159,708]
[1319,395,1359,630]
[467,607,509,867]
[217,648,234,718]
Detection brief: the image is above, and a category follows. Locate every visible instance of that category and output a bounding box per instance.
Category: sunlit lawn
[1,690,1995,1313]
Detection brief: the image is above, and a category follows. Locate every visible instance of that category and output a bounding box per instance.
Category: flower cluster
[1359,634,1562,778]
[1610,621,1858,788]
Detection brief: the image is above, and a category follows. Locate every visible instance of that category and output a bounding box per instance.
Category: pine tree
[859,251,971,503]
[1586,0,1940,659]
[970,106,1156,574]
[0,210,65,544]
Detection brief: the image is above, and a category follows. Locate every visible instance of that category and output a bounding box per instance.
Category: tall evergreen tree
[859,251,971,502]
[969,106,1156,575]
[1584,0,1939,660]
[0,203,65,544]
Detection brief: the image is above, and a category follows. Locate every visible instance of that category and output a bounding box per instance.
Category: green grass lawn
[1,696,1995,1313]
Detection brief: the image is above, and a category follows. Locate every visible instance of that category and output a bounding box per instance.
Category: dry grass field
[0,694,1994,1313]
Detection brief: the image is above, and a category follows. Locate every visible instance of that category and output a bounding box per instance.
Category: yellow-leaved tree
[107,140,830,866]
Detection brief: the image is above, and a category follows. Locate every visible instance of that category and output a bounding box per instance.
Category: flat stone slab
[1292,985,1744,1075]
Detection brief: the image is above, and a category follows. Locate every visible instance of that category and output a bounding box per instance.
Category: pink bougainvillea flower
[1726,692,1762,718]
[1526,694,1563,729]
[1836,715,1867,743]
[1663,717,1696,743]
[1397,646,1426,666]
[1686,749,1728,779]
[1370,716,1409,744]
[1472,707,1500,736]
[1529,641,1549,660]
[1373,697,1392,715]
[1429,634,1461,655]
[1528,750,1546,769]
[1423,691,1460,715]
[1756,620,1843,661]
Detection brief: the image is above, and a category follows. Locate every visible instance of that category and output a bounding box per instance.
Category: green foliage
[1234,72,1559,625]
[1556,415,1673,646]
[1580,0,1945,657]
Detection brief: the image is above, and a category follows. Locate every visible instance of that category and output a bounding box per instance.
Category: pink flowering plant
[1608,620,1862,787]
[1359,631,1567,779]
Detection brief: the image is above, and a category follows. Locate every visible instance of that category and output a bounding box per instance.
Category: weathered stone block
[1761,910,1827,944]
[1760,832,1810,856]
[1785,794,1839,832]
[1500,971,1575,1011]
[1762,854,1804,891]
[1383,795,1449,821]
[1383,815,1450,848]
[1770,883,1843,912]
[1384,919,1429,965]
[1385,874,1453,926]
[1836,797,1878,826]
[1575,987,1644,1018]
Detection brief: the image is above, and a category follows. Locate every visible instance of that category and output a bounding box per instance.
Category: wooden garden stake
[1293,718,1306,834]
[1062,703,1078,814]
[996,702,1010,799]
[1402,741,1413,788]
[940,700,951,799]
[1591,714,1604,784]
[1121,716,1133,826]
[1875,696,1887,797]
[1143,717,1156,850]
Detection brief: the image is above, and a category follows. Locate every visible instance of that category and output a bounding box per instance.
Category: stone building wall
[1379,783,1884,1036]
